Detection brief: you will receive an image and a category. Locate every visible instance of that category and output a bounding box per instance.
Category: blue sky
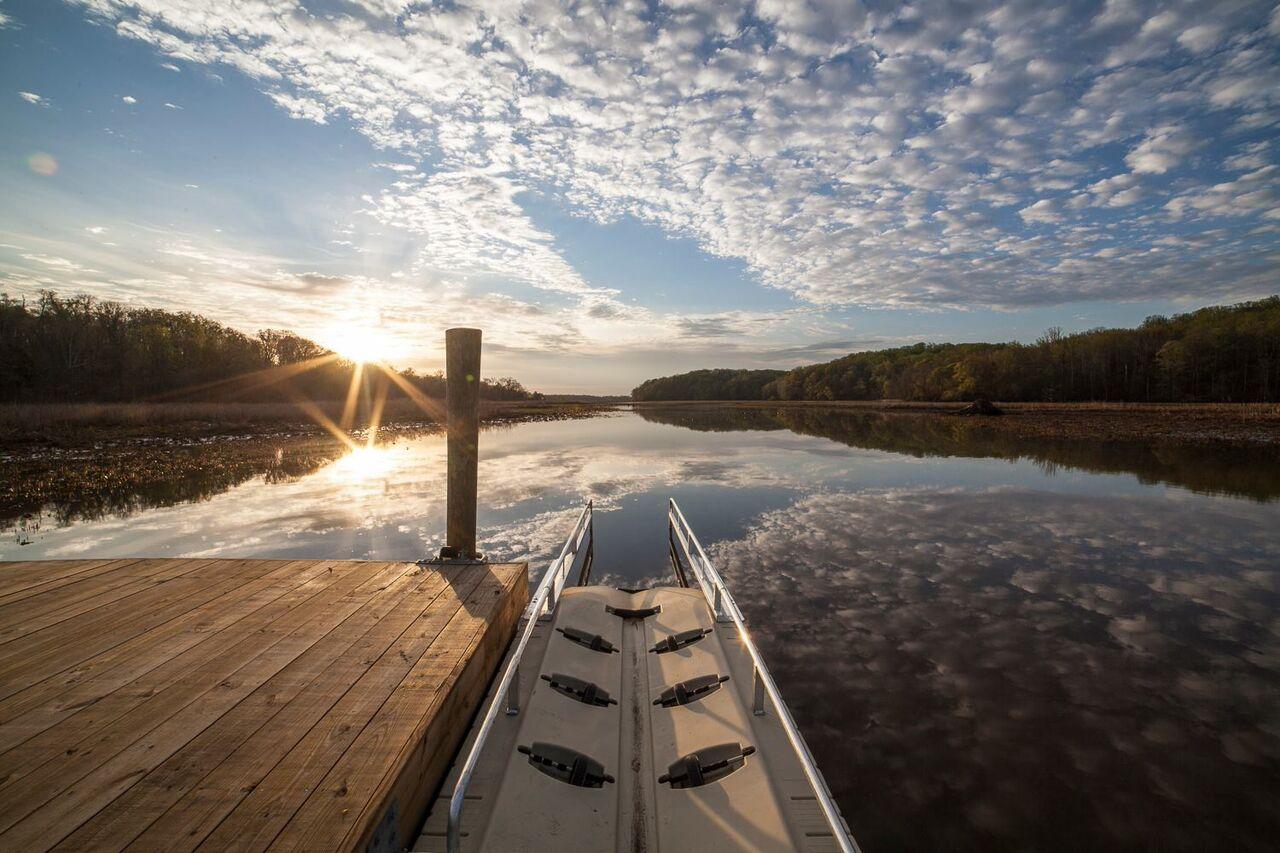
[1,0,1278,393]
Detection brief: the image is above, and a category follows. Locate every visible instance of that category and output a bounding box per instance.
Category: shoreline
[0,402,616,520]
[3,399,1277,521]
[627,400,1280,446]
[0,399,614,450]
[2,399,1277,451]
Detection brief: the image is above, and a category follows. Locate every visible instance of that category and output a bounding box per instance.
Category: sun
[318,325,398,365]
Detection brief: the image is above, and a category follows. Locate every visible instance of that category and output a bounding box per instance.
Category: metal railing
[445,501,593,853]
[668,498,861,853]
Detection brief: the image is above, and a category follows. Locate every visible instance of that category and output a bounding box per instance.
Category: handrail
[446,501,593,853]
[668,498,861,853]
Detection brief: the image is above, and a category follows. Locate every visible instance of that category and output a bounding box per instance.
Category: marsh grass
[1,433,348,521]
[630,400,1280,444]
[1,401,323,429]
[0,399,612,447]
[633,399,1280,418]
[0,399,615,517]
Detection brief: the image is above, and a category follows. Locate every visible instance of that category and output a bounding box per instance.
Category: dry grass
[0,399,615,448]
[628,399,1280,445]
[7,398,1275,449]
[631,399,1280,416]
[1,401,319,430]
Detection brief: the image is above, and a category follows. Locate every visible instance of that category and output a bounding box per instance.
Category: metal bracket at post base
[424,546,488,565]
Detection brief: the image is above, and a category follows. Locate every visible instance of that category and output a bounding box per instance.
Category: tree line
[631,297,1280,403]
[631,368,786,402]
[0,292,540,403]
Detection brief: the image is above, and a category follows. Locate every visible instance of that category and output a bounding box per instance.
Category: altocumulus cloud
[67,0,1280,309]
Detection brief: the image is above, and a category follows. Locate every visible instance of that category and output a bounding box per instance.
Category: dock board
[0,558,526,852]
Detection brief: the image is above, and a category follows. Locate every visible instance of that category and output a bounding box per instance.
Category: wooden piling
[445,327,482,559]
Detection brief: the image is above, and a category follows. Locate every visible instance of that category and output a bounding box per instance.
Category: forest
[0,292,539,403]
[632,297,1280,403]
[631,368,786,402]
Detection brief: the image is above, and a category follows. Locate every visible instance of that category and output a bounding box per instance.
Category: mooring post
[444,327,482,560]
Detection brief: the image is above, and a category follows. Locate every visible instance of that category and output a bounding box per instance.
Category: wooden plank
[0,558,289,695]
[0,560,330,726]
[0,559,527,853]
[0,559,357,752]
[268,565,524,851]
[0,558,271,668]
[59,564,480,851]
[0,558,223,645]
[9,562,424,852]
[0,562,410,843]
[192,568,505,852]
[0,559,128,590]
[356,565,527,852]
[0,559,143,606]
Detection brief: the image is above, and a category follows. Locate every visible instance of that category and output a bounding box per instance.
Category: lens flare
[27,152,58,176]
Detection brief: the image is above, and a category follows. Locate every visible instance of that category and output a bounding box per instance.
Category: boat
[414,499,860,852]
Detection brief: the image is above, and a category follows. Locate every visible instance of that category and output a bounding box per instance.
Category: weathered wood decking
[0,557,526,852]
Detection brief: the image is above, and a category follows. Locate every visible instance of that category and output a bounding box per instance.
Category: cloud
[19,252,92,272]
[291,272,349,293]
[1178,24,1225,54]
[1223,140,1272,172]
[675,314,771,338]
[1019,199,1062,224]
[365,169,597,296]
[51,0,1280,315]
[759,338,890,360]
[1165,165,1280,221]
[266,91,325,124]
[1125,125,1202,174]
[18,91,46,106]
[120,95,136,104]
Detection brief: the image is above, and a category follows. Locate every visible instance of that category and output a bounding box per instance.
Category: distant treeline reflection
[632,297,1280,403]
[636,405,1280,502]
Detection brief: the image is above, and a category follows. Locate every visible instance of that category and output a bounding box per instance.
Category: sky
[1,0,1278,393]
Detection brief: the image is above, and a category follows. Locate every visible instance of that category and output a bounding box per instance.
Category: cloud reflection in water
[711,487,1280,852]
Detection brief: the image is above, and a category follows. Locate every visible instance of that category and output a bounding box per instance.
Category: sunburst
[317,325,399,366]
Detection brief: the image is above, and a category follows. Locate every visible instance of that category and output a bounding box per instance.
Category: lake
[4,406,1279,851]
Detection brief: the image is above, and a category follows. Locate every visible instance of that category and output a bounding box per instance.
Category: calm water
[5,407,1280,851]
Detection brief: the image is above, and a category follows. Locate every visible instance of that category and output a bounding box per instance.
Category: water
[4,407,1279,851]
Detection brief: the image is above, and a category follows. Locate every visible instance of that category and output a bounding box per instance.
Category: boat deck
[0,557,526,852]
[418,585,841,852]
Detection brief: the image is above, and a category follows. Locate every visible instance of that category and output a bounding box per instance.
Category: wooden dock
[0,557,526,852]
